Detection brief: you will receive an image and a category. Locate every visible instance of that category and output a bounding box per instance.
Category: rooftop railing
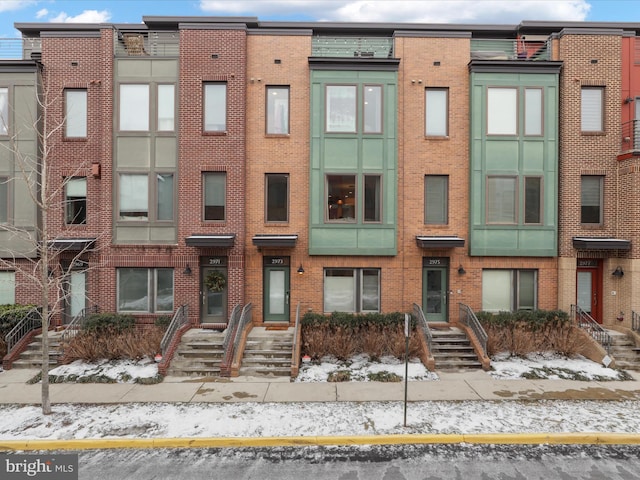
[0,38,41,60]
[471,38,550,61]
[115,31,179,57]
[312,36,393,58]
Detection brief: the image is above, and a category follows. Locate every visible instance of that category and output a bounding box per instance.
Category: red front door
[576,259,603,323]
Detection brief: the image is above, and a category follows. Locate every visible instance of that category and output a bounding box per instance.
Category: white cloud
[0,0,36,13]
[35,8,47,18]
[199,0,591,23]
[49,9,112,24]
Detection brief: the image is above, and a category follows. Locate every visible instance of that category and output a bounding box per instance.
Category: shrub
[83,313,136,334]
[154,315,172,329]
[0,305,39,358]
[62,326,164,362]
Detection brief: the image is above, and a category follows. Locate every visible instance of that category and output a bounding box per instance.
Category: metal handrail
[232,303,253,362]
[412,303,433,353]
[291,302,302,368]
[222,304,242,353]
[571,304,611,354]
[632,310,640,333]
[60,305,99,344]
[5,307,42,355]
[160,305,189,357]
[459,303,488,357]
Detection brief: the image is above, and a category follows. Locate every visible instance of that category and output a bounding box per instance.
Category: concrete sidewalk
[2,368,640,404]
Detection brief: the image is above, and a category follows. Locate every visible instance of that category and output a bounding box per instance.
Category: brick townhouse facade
[1,17,640,332]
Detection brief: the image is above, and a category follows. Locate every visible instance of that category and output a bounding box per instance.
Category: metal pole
[404,313,409,427]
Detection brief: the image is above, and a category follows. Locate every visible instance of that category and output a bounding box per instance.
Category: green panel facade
[309,69,397,256]
[469,69,559,257]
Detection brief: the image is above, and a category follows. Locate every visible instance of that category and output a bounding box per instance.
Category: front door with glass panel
[577,259,602,323]
[63,269,87,324]
[264,256,290,323]
[422,257,448,322]
[200,256,228,324]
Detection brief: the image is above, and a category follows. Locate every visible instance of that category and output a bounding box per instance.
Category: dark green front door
[422,266,448,322]
[264,257,290,323]
[201,266,227,324]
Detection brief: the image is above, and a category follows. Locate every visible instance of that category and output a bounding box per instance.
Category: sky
[1,0,640,38]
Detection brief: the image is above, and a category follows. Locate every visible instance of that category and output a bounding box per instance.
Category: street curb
[2,433,640,451]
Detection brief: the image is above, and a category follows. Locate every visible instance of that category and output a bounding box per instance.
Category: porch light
[612,266,624,278]
[297,264,305,275]
[457,265,466,275]
[183,264,192,275]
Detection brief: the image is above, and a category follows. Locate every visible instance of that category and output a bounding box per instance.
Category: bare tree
[0,64,102,414]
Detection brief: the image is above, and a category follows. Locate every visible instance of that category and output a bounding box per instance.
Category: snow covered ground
[0,352,637,441]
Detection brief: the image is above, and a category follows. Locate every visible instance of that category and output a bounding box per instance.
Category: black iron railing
[412,303,433,353]
[459,303,488,357]
[160,305,189,357]
[571,304,611,354]
[5,307,42,355]
[632,310,640,333]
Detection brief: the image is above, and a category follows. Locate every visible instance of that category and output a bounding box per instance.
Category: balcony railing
[471,38,550,61]
[621,119,640,155]
[312,36,393,58]
[115,31,179,57]
[0,38,41,60]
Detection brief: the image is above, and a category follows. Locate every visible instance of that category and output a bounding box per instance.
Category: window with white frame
[425,88,448,136]
[425,175,448,224]
[323,268,380,313]
[487,87,517,135]
[581,87,604,133]
[117,268,173,313]
[204,83,226,132]
[524,88,543,136]
[0,87,8,136]
[326,85,357,133]
[157,84,175,132]
[0,176,8,224]
[203,172,226,221]
[265,173,288,222]
[119,84,149,131]
[65,177,87,225]
[363,85,382,134]
[486,176,517,224]
[482,269,537,312]
[0,271,15,304]
[581,175,603,224]
[64,89,87,138]
[266,86,289,134]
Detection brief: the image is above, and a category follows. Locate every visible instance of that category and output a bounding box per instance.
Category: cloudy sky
[0,0,639,37]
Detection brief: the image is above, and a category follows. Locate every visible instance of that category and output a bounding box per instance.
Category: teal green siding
[309,70,397,256]
[469,72,558,257]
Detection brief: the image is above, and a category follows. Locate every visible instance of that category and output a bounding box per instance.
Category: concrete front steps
[9,331,64,369]
[166,329,226,377]
[430,327,483,370]
[608,330,640,371]
[238,327,294,378]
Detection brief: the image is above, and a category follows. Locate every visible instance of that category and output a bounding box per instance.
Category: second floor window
[204,83,226,132]
[425,88,448,136]
[266,174,288,222]
[64,89,87,138]
[0,87,9,135]
[425,175,448,224]
[119,173,173,222]
[203,172,226,221]
[65,177,87,225]
[581,175,603,225]
[326,85,356,133]
[120,84,149,131]
[266,86,289,134]
[486,176,517,224]
[581,87,604,133]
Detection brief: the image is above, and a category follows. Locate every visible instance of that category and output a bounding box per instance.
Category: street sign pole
[404,313,409,427]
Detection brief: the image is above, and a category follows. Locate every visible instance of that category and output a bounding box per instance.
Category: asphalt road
[73,444,640,480]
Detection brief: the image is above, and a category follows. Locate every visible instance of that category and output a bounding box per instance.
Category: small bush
[63,326,164,362]
[327,370,351,382]
[83,313,136,334]
[154,315,172,329]
[367,371,402,382]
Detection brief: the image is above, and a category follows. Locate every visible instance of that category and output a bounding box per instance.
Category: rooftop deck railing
[0,38,41,60]
[312,36,393,58]
[471,38,550,61]
[114,31,179,57]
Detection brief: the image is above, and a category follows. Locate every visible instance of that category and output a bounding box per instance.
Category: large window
[524,88,543,136]
[487,87,517,135]
[64,89,87,138]
[324,268,380,313]
[486,176,517,224]
[0,87,7,135]
[117,268,173,313]
[266,174,288,222]
[581,87,604,133]
[266,86,289,134]
[0,271,15,304]
[327,174,356,222]
[425,175,448,224]
[482,269,537,312]
[425,88,448,136]
[157,84,175,132]
[203,172,226,221]
[326,85,356,132]
[65,177,87,225]
[363,175,381,222]
[119,173,173,222]
[119,84,149,131]
[0,176,8,223]
[204,83,226,132]
[156,173,174,221]
[363,85,382,134]
[581,175,603,225]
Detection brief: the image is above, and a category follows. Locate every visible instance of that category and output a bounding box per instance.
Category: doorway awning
[416,236,465,248]
[47,237,96,252]
[572,237,631,251]
[252,234,298,248]
[185,234,236,248]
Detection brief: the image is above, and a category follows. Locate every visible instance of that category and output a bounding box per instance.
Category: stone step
[177,366,222,376]
[241,357,291,366]
[176,349,224,357]
[238,366,291,377]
